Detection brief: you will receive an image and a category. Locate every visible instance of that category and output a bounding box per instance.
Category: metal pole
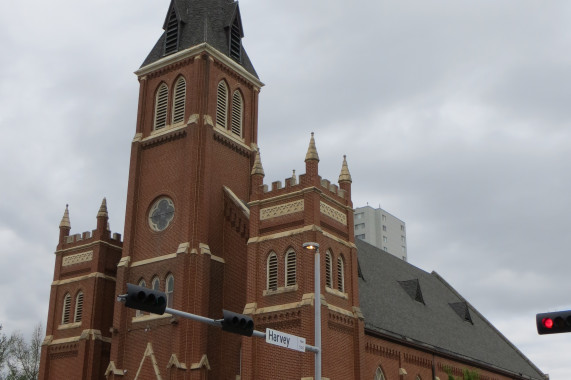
[315,247,321,380]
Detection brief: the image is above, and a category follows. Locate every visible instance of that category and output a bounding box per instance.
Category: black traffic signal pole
[117,285,319,353]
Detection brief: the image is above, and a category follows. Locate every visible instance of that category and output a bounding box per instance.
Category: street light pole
[303,242,321,380]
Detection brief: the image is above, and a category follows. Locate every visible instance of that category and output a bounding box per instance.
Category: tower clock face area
[148,197,175,231]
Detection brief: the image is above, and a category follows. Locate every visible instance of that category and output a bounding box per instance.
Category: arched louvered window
[374,367,386,380]
[337,256,345,293]
[74,291,84,323]
[267,252,278,291]
[154,83,169,130]
[216,81,228,129]
[136,279,146,317]
[231,91,243,137]
[164,6,179,55]
[166,274,174,308]
[152,277,160,291]
[62,293,71,324]
[172,77,186,124]
[325,250,332,288]
[285,250,296,286]
[230,18,242,62]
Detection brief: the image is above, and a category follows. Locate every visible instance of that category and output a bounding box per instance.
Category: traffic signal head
[221,309,254,337]
[123,283,167,315]
[536,310,571,335]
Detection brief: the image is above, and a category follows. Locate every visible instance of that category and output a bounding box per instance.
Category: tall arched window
[375,367,386,380]
[216,81,228,128]
[74,291,84,323]
[172,77,186,124]
[267,252,278,291]
[166,274,174,308]
[337,256,345,293]
[285,249,296,286]
[61,293,71,324]
[325,250,332,288]
[154,83,169,130]
[136,279,146,317]
[231,90,243,137]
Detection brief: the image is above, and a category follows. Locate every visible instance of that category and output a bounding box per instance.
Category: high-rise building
[38,2,546,380]
[354,205,407,261]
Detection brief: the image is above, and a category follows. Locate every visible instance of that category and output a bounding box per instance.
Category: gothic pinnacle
[60,204,71,228]
[251,149,265,176]
[304,132,320,162]
[338,155,352,183]
[97,198,109,218]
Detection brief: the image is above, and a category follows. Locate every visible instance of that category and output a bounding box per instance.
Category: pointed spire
[305,132,320,162]
[97,198,108,218]
[60,204,71,228]
[251,149,265,176]
[338,155,352,183]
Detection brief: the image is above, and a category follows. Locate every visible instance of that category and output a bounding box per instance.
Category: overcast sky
[1,0,570,378]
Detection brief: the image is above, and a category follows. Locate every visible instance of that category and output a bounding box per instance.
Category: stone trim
[131,253,177,268]
[223,186,250,218]
[134,342,162,380]
[325,286,348,299]
[55,240,122,254]
[62,251,93,266]
[167,354,187,370]
[320,202,347,225]
[249,186,352,213]
[248,224,356,249]
[260,200,304,220]
[263,284,298,296]
[43,329,111,346]
[52,272,116,286]
[105,361,124,377]
[190,354,211,370]
[132,313,172,324]
[57,322,81,330]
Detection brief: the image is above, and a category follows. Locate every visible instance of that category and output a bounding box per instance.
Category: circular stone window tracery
[148,197,175,232]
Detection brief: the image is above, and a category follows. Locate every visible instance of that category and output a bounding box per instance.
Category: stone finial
[291,169,297,185]
[304,132,320,162]
[251,149,265,176]
[60,204,71,228]
[338,155,352,183]
[97,198,108,218]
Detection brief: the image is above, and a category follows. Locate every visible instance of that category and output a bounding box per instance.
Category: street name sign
[265,328,306,352]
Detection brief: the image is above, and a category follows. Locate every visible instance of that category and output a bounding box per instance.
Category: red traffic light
[537,310,571,335]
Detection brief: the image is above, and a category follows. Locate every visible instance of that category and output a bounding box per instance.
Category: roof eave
[135,43,264,89]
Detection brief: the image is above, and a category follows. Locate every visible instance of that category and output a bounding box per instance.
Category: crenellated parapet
[249,133,354,242]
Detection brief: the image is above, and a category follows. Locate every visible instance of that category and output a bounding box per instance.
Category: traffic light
[221,309,254,336]
[536,310,571,335]
[123,283,167,315]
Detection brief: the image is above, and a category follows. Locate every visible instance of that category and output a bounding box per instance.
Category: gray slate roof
[141,0,258,78]
[357,239,545,379]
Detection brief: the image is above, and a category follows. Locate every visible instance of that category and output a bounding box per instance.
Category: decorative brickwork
[62,251,93,266]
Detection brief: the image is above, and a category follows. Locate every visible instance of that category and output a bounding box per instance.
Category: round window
[148,197,175,231]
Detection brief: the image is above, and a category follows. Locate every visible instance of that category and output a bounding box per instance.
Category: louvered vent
[172,78,186,124]
[231,91,243,136]
[398,279,425,305]
[449,302,473,324]
[268,253,278,290]
[286,251,296,286]
[164,8,179,55]
[230,19,241,61]
[154,84,168,130]
[337,257,345,292]
[216,81,228,128]
[74,292,84,322]
[62,293,71,324]
[325,251,332,288]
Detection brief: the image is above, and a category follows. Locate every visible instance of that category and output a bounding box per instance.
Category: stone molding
[260,200,304,220]
[320,201,347,225]
[62,251,93,267]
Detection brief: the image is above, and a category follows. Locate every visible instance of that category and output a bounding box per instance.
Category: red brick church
[38,1,547,379]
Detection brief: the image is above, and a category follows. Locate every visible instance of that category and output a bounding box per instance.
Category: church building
[38,1,547,379]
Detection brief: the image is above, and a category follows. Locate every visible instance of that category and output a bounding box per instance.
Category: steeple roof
[141,0,258,78]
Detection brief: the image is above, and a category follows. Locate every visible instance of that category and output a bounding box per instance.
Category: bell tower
[106,1,263,379]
